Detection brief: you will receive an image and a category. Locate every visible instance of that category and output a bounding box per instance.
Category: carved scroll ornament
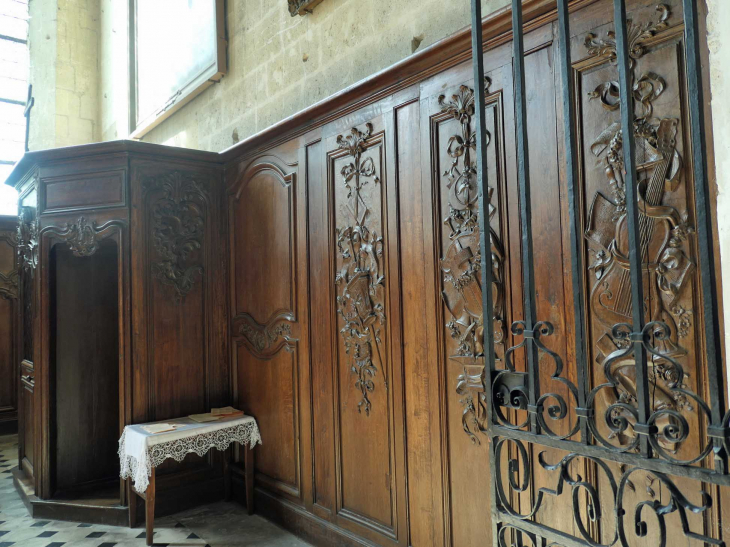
[143,171,209,303]
[64,217,104,257]
[43,217,125,258]
[236,312,297,359]
[335,123,386,417]
[438,79,506,444]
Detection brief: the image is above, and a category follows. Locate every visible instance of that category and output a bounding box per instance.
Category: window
[0,0,27,215]
[129,0,226,139]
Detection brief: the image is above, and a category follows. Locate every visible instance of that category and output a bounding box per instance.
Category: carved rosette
[438,80,505,444]
[0,230,18,300]
[583,6,698,452]
[143,171,209,303]
[236,312,297,359]
[335,123,386,417]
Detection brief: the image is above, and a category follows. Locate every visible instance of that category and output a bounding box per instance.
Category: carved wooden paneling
[576,6,707,544]
[328,120,397,534]
[134,165,216,422]
[0,217,18,432]
[42,171,125,212]
[228,155,302,500]
[428,76,509,547]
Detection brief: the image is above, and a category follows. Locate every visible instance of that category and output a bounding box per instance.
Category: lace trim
[119,421,262,493]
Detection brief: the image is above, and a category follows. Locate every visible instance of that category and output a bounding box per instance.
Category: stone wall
[27,0,57,151]
[27,0,100,151]
[100,0,507,151]
[706,0,730,367]
[99,0,128,141]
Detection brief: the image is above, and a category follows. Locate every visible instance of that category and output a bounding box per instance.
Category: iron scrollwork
[492,437,721,547]
[334,123,386,416]
[484,4,726,547]
[438,79,507,444]
[143,171,209,303]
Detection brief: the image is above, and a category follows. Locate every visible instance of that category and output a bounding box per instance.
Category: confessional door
[37,217,128,502]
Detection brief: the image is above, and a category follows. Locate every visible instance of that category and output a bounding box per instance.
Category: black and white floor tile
[0,435,309,547]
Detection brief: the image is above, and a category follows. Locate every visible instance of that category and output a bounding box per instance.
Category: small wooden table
[118,415,261,546]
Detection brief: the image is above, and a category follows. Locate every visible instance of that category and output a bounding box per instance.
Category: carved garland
[17,207,38,272]
[438,79,506,445]
[143,171,209,303]
[335,123,386,417]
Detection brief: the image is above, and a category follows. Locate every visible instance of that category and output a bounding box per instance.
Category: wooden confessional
[5,0,728,545]
[10,143,228,524]
[0,215,19,435]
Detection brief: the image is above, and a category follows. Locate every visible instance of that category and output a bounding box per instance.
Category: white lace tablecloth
[118,415,262,494]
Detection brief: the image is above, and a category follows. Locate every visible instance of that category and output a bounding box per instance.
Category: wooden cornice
[4,139,221,190]
[4,0,598,188]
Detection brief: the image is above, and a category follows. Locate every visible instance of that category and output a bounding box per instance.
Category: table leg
[223,447,232,501]
[146,469,155,546]
[128,481,137,528]
[244,444,255,515]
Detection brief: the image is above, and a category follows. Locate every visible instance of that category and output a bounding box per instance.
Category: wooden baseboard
[12,468,128,526]
[231,475,377,547]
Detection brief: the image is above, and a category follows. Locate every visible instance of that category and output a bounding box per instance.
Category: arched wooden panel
[229,156,301,500]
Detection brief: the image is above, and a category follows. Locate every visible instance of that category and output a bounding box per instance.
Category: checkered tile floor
[0,435,309,547]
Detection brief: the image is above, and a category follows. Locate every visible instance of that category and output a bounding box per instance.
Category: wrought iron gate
[469,0,728,545]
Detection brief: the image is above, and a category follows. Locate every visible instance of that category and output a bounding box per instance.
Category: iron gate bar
[469,0,499,544]
[555,0,590,445]
[612,0,652,459]
[511,0,541,434]
[682,0,729,474]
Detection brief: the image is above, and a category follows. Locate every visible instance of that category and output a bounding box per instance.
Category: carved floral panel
[142,171,210,303]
